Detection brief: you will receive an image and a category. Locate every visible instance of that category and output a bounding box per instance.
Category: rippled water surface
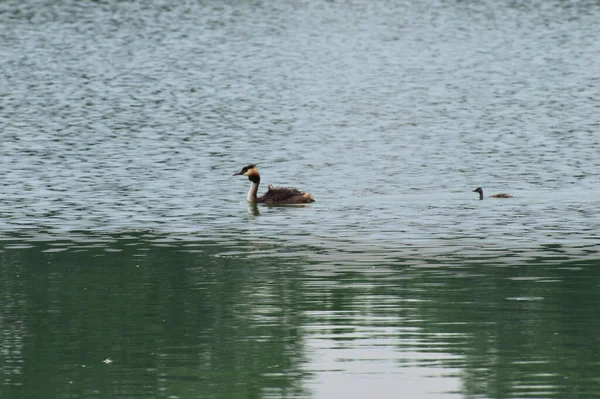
[2,0,600,398]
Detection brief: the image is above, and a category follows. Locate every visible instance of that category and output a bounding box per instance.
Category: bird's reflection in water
[247,203,260,217]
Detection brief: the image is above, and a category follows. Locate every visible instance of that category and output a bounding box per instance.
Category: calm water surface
[2,0,600,398]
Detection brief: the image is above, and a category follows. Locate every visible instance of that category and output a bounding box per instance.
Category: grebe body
[473,187,512,200]
[233,164,315,205]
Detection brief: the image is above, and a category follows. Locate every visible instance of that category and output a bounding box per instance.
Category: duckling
[473,187,513,200]
[233,164,315,205]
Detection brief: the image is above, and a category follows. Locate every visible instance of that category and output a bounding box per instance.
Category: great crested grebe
[473,187,513,200]
[233,164,315,205]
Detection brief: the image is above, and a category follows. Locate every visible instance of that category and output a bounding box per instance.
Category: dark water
[2,235,600,399]
[2,0,600,398]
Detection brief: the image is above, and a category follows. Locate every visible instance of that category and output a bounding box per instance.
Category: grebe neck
[247,175,260,203]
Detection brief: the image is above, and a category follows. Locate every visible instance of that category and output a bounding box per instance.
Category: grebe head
[473,187,483,194]
[233,164,258,177]
[233,164,261,184]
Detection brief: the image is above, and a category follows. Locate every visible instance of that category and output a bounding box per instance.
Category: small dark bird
[473,187,513,200]
[233,164,315,205]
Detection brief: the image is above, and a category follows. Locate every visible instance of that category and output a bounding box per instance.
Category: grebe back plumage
[233,164,315,205]
[473,187,512,200]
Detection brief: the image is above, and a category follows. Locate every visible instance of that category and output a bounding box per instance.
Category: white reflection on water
[305,334,462,399]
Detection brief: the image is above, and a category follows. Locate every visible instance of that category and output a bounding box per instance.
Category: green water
[2,235,600,398]
[1,235,307,398]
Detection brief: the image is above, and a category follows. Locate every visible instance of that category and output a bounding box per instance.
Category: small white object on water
[103,358,113,364]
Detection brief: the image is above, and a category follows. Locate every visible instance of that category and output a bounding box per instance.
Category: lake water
[2,0,600,398]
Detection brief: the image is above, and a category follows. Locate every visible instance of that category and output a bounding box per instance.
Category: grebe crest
[473,187,513,200]
[233,164,315,205]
